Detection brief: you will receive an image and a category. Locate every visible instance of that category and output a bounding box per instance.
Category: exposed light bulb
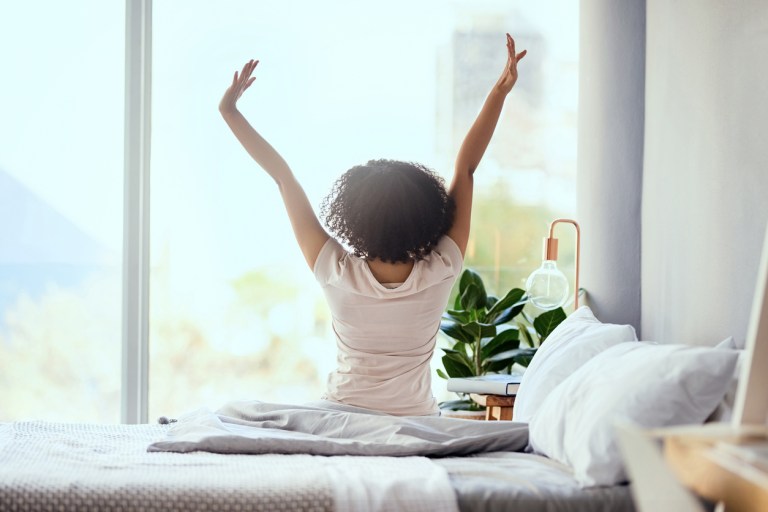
[525,260,569,310]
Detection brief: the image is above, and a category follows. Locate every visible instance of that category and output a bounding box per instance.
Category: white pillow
[528,342,740,487]
[513,306,637,423]
[706,337,743,422]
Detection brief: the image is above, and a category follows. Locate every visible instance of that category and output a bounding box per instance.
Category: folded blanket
[148,400,529,457]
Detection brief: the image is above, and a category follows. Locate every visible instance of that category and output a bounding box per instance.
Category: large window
[0,1,125,422]
[1,0,577,422]
[148,0,578,417]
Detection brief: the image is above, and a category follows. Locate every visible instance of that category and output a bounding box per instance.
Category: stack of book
[446,373,523,396]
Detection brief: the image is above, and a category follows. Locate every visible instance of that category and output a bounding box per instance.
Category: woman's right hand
[495,33,526,95]
[219,59,258,115]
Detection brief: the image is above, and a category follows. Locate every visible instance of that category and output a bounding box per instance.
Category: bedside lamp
[525,219,580,310]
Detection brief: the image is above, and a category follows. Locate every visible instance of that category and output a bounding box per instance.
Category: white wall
[642,0,768,345]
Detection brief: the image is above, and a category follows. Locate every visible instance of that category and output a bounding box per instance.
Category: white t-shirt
[313,235,464,416]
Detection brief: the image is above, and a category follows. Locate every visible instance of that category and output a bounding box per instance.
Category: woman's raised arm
[447,34,527,256]
[219,59,329,269]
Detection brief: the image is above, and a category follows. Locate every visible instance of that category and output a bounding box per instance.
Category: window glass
[150,0,578,416]
[0,1,125,422]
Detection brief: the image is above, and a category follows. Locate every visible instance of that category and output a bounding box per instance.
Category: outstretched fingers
[243,76,256,92]
[220,59,260,113]
[231,59,259,94]
[240,59,258,81]
[495,33,525,93]
[506,33,526,63]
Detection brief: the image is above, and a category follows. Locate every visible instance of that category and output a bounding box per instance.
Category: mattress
[0,420,634,512]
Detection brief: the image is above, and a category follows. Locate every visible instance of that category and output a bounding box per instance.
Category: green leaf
[463,321,497,340]
[459,269,487,303]
[465,284,486,312]
[485,347,536,364]
[484,359,515,373]
[533,307,567,342]
[458,269,472,294]
[441,347,476,378]
[444,309,471,323]
[442,346,474,366]
[514,354,536,367]
[490,300,527,325]
[487,288,525,318]
[442,353,474,378]
[481,328,520,359]
[484,348,537,372]
[436,368,449,379]
[459,282,485,311]
[439,319,474,343]
[486,295,498,309]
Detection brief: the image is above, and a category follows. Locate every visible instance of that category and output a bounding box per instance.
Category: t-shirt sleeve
[313,237,348,286]
[419,235,464,285]
[435,235,465,275]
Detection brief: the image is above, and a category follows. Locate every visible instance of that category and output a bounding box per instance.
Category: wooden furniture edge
[469,393,516,421]
[662,425,768,512]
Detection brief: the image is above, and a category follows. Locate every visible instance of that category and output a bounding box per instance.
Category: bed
[0,318,753,512]
[0,406,634,512]
[7,225,766,512]
[3,297,758,512]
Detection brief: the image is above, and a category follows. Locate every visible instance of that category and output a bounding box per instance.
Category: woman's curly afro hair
[321,159,455,263]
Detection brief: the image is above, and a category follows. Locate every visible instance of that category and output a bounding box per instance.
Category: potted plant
[437,268,566,414]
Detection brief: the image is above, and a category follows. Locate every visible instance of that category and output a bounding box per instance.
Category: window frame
[122,0,152,424]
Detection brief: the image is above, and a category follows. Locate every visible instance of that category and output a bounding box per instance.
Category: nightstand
[469,393,516,421]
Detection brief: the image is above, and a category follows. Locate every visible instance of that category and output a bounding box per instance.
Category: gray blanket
[148,400,530,456]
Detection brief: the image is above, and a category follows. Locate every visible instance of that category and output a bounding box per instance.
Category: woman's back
[314,236,463,416]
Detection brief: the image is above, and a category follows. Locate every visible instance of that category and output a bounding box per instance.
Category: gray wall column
[577,0,646,330]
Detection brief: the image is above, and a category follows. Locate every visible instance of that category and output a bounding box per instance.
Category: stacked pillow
[513,306,638,423]
[706,336,743,422]
[519,306,739,487]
